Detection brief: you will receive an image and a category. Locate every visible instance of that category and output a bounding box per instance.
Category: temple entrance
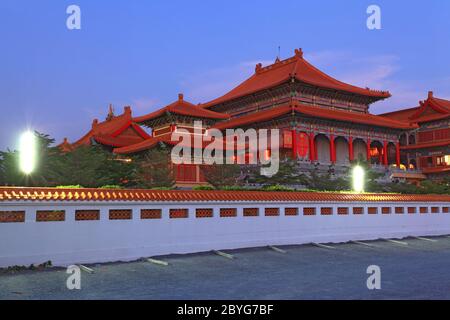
[315,134,330,163]
[353,139,367,162]
[399,133,407,146]
[387,142,397,165]
[335,136,349,164]
[370,141,383,165]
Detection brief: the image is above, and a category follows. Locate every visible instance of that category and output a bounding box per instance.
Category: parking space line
[413,236,437,242]
[351,240,376,247]
[312,243,336,250]
[147,258,169,266]
[213,250,234,259]
[269,245,287,254]
[79,265,94,273]
[385,239,408,246]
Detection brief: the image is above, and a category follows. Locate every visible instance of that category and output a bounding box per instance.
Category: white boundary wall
[1,200,450,267]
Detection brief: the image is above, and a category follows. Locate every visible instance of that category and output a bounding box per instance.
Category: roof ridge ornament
[106,104,115,121]
[255,63,262,73]
[428,91,434,99]
[294,48,303,58]
[178,93,184,101]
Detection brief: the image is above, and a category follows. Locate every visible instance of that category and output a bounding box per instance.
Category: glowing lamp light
[19,131,37,175]
[352,165,365,193]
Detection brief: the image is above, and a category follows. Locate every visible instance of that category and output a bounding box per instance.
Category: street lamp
[19,131,37,175]
[352,165,365,193]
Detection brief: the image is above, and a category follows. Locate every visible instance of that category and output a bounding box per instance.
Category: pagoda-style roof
[61,106,150,150]
[113,131,241,155]
[212,101,415,131]
[380,91,450,124]
[134,94,229,127]
[400,139,450,150]
[201,48,391,109]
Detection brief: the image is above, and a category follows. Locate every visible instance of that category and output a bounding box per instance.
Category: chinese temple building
[61,48,449,186]
[59,105,150,152]
[380,91,450,179]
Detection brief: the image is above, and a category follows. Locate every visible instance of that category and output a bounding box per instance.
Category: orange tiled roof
[113,132,243,154]
[1,187,449,203]
[113,135,169,154]
[212,104,294,130]
[422,166,450,174]
[295,102,415,129]
[201,48,390,109]
[401,139,450,150]
[67,106,150,148]
[134,94,230,125]
[380,92,450,124]
[212,102,415,131]
[93,134,146,148]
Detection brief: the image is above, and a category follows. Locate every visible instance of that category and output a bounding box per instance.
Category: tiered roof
[380,91,450,124]
[113,131,240,155]
[212,101,415,131]
[134,94,229,126]
[59,106,150,150]
[201,48,391,109]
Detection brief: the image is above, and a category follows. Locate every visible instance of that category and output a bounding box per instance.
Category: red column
[383,140,388,166]
[291,130,297,159]
[348,136,354,162]
[366,138,371,163]
[396,141,401,167]
[330,134,336,163]
[309,132,315,162]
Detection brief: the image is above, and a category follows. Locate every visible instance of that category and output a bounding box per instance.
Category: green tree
[0,132,139,188]
[200,163,242,189]
[304,172,350,191]
[49,145,138,188]
[134,145,175,188]
[251,158,309,186]
[0,132,60,186]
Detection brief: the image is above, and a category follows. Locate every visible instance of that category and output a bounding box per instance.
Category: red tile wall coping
[0,187,449,203]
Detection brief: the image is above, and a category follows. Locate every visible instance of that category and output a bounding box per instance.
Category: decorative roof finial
[178,93,184,101]
[92,119,99,128]
[255,63,262,73]
[428,91,434,99]
[106,104,115,121]
[124,106,131,115]
[294,48,303,58]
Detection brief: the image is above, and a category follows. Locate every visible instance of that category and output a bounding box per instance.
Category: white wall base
[1,201,450,267]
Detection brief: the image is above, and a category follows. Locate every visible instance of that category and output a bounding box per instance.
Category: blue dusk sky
[0,0,449,150]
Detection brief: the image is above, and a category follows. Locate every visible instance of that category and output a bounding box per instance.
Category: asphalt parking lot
[2,236,450,300]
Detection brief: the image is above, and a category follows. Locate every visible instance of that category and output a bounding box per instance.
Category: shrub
[193,185,215,190]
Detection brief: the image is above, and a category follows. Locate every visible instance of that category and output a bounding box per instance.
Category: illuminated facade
[60,49,449,185]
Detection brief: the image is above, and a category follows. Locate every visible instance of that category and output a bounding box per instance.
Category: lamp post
[352,165,365,193]
[19,131,37,175]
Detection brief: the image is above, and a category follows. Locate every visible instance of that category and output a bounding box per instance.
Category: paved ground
[1,236,450,300]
